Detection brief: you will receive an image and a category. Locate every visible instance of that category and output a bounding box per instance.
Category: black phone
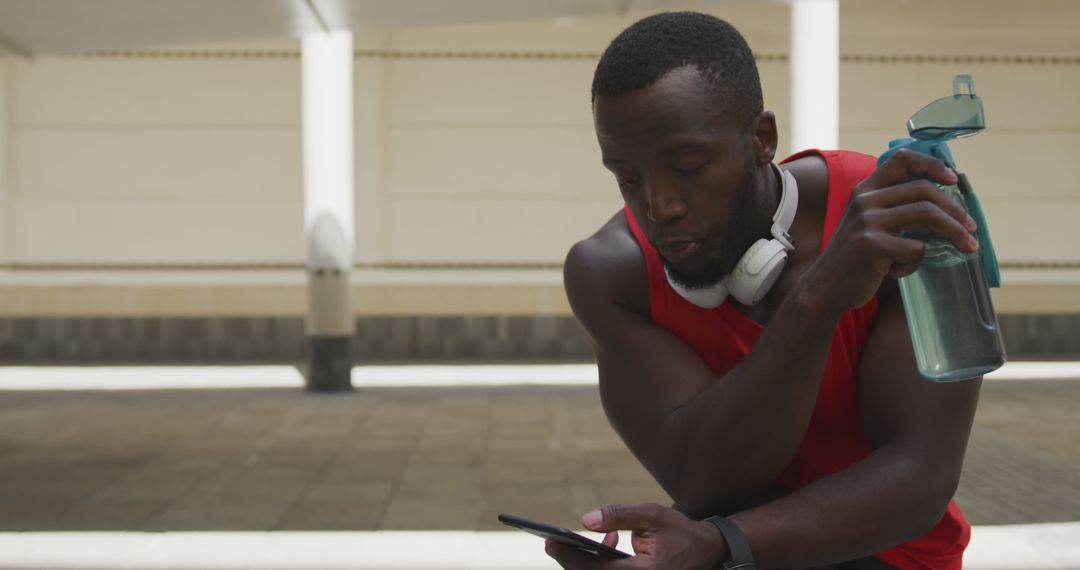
[498,513,631,559]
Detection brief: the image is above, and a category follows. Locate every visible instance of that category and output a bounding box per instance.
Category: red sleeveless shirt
[624,150,969,569]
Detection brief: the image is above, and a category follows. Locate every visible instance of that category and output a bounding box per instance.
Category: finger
[545,540,575,570]
[583,503,664,533]
[877,234,927,276]
[862,149,958,190]
[602,531,619,548]
[860,180,975,231]
[545,539,629,569]
[878,201,979,253]
[889,260,921,280]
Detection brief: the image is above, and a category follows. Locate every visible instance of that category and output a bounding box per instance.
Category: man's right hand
[798,148,980,316]
[544,503,727,570]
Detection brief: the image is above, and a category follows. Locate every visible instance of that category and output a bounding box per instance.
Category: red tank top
[624,150,969,569]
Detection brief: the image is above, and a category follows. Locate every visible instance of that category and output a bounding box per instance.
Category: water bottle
[877,74,1006,382]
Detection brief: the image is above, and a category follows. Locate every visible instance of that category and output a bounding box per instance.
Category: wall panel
[385,195,621,263]
[386,59,595,127]
[0,61,10,264]
[386,126,609,198]
[14,197,303,263]
[14,127,300,198]
[12,58,300,126]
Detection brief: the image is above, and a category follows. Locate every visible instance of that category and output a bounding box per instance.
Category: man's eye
[674,162,706,173]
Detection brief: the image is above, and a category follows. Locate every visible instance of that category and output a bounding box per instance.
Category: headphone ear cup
[729,239,789,306]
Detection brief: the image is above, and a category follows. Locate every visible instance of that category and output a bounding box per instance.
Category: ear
[747,111,778,166]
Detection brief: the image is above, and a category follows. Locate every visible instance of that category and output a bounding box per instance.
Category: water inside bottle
[899,231,1006,381]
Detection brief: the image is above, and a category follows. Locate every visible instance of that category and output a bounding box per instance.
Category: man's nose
[645,181,687,225]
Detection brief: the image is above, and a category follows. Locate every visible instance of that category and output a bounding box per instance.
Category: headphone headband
[770,163,798,250]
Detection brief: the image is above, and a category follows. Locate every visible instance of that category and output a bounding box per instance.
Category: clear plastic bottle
[896,183,1005,381]
[879,75,1006,381]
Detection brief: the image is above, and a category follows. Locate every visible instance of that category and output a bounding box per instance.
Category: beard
[663,155,767,290]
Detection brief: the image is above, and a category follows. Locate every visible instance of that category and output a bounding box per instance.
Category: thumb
[582,503,662,533]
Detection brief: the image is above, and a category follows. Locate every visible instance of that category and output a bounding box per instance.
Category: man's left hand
[544,503,727,569]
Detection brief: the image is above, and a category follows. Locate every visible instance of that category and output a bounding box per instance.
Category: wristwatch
[704,516,756,570]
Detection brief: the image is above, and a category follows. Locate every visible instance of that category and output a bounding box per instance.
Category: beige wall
[8,50,304,264]
[0,59,11,264]
[1,0,1078,316]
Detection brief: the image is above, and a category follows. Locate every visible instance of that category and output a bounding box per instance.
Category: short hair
[591,12,763,127]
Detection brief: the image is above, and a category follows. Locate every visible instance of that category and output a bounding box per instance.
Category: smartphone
[498,513,631,559]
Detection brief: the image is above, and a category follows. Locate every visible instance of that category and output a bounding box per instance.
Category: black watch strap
[704,516,756,570]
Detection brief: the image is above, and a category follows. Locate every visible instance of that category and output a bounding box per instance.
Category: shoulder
[782,149,878,201]
[564,211,650,322]
[783,152,830,216]
[827,150,878,188]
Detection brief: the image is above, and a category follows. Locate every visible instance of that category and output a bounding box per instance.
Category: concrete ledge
[0,283,571,317]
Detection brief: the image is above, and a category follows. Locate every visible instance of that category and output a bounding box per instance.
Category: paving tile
[393,483,484,510]
[488,435,562,452]
[319,451,411,481]
[277,501,383,530]
[144,498,293,531]
[380,499,481,530]
[409,448,485,467]
[485,462,565,484]
[478,500,578,531]
[243,445,337,467]
[486,450,562,466]
[596,483,673,507]
[567,482,601,512]
[587,463,656,484]
[0,498,78,531]
[401,464,484,483]
[60,499,168,530]
[90,474,202,501]
[302,481,395,504]
[482,483,569,505]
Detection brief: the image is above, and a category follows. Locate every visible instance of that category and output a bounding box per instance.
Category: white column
[302,31,355,391]
[790,0,839,152]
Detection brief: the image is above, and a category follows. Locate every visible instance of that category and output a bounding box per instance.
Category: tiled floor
[0,377,1078,535]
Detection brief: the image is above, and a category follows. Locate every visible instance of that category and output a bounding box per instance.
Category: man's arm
[567,150,978,517]
[725,289,981,567]
[566,235,843,516]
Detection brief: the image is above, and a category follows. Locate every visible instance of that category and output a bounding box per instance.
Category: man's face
[594,66,765,289]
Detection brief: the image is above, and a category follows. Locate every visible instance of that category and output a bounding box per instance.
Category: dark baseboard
[0,316,595,364]
[0,314,1073,364]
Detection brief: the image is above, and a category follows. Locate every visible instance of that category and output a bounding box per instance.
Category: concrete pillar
[790,0,839,152]
[302,32,355,392]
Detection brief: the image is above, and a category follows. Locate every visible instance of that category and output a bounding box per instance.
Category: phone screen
[498,513,631,559]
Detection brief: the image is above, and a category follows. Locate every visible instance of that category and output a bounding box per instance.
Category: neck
[755,163,783,239]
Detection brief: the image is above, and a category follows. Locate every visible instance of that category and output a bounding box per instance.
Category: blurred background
[0,0,1077,568]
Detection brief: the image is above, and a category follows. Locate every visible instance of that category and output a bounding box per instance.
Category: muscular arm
[727,290,980,567]
[565,230,843,516]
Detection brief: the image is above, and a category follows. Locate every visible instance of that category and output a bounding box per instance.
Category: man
[548,12,981,570]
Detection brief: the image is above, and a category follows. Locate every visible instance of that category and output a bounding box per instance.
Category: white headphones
[665,163,798,308]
